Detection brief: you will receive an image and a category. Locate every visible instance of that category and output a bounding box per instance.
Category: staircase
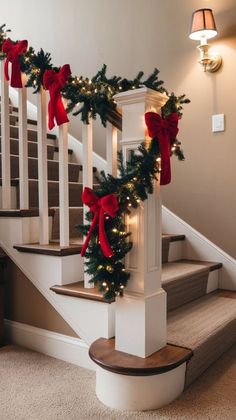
[0,86,235,410]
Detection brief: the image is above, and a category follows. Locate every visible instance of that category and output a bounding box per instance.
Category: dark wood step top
[16,116,37,126]
[0,124,57,141]
[51,281,114,303]
[89,338,192,376]
[14,241,82,256]
[0,209,55,217]
[54,146,73,155]
[162,234,185,242]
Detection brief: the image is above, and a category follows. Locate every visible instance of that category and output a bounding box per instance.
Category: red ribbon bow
[2,39,28,88]
[145,112,179,185]
[81,187,119,258]
[43,64,71,130]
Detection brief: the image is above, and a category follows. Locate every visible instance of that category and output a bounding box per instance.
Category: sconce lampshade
[189,8,217,41]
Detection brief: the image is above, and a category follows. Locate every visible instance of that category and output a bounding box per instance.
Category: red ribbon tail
[159,133,171,186]
[48,103,55,130]
[11,59,23,88]
[81,212,99,257]
[54,94,69,127]
[99,209,114,258]
[160,145,171,185]
[4,57,10,82]
[48,89,56,130]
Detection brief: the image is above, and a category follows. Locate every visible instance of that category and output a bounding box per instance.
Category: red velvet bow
[43,64,71,130]
[2,39,28,88]
[81,187,119,258]
[145,112,179,185]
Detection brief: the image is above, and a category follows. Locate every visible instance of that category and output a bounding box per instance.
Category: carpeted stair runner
[162,261,210,311]
[167,291,236,387]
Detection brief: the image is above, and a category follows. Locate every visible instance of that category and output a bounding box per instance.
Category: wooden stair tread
[14,241,82,256]
[162,234,185,242]
[0,138,72,161]
[162,259,222,284]
[16,116,37,126]
[0,153,79,166]
[0,178,81,185]
[51,281,114,303]
[54,146,73,155]
[89,337,192,376]
[0,124,57,140]
[0,209,55,217]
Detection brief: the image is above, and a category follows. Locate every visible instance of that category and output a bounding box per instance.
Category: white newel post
[82,120,94,288]
[1,60,11,209]
[18,73,29,209]
[114,88,169,358]
[59,122,69,247]
[106,122,118,176]
[37,88,49,244]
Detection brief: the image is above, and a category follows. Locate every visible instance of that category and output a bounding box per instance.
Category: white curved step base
[95,363,186,411]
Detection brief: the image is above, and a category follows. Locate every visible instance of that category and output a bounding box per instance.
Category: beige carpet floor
[0,344,235,420]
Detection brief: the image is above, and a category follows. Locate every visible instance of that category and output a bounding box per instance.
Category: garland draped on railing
[0,24,190,128]
[0,24,190,300]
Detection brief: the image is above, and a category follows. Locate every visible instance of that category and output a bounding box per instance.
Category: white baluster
[18,73,29,209]
[82,119,94,288]
[106,122,118,176]
[37,87,49,244]
[59,122,69,246]
[1,60,11,209]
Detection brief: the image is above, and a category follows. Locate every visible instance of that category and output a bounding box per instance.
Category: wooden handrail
[106,108,122,131]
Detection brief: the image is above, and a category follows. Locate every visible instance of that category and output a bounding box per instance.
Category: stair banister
[82,119,94,288]
[37,87,49,244]
[18,73,29,209]
[114,87,168,358]
[58,113,70,247]
[0,60,11,209]
[106,122,118,176]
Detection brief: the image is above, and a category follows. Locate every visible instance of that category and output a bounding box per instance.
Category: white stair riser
[207,269,220,293]
[167,240,184,262]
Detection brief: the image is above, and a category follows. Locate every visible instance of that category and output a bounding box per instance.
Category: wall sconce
[189,8,222,72]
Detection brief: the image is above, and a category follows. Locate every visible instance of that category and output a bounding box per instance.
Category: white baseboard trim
[4,319,95,371]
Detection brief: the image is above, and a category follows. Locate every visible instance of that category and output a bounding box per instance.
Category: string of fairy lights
[0,24,190,299]
[0,24,189,127]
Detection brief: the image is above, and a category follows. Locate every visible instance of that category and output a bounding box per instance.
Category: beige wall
[4,259,78,337]
[0,1,235,257]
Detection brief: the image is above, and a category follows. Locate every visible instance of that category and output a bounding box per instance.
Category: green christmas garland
[78,95,188,300]
[0,24,190,300]
[0,24,190,127]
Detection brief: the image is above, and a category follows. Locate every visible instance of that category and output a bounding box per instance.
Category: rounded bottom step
[96,363,186,411]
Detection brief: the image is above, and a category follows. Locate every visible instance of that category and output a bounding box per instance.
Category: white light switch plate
[212,114,225,132]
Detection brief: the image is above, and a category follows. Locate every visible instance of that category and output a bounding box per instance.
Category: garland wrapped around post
[78,106,188,301]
